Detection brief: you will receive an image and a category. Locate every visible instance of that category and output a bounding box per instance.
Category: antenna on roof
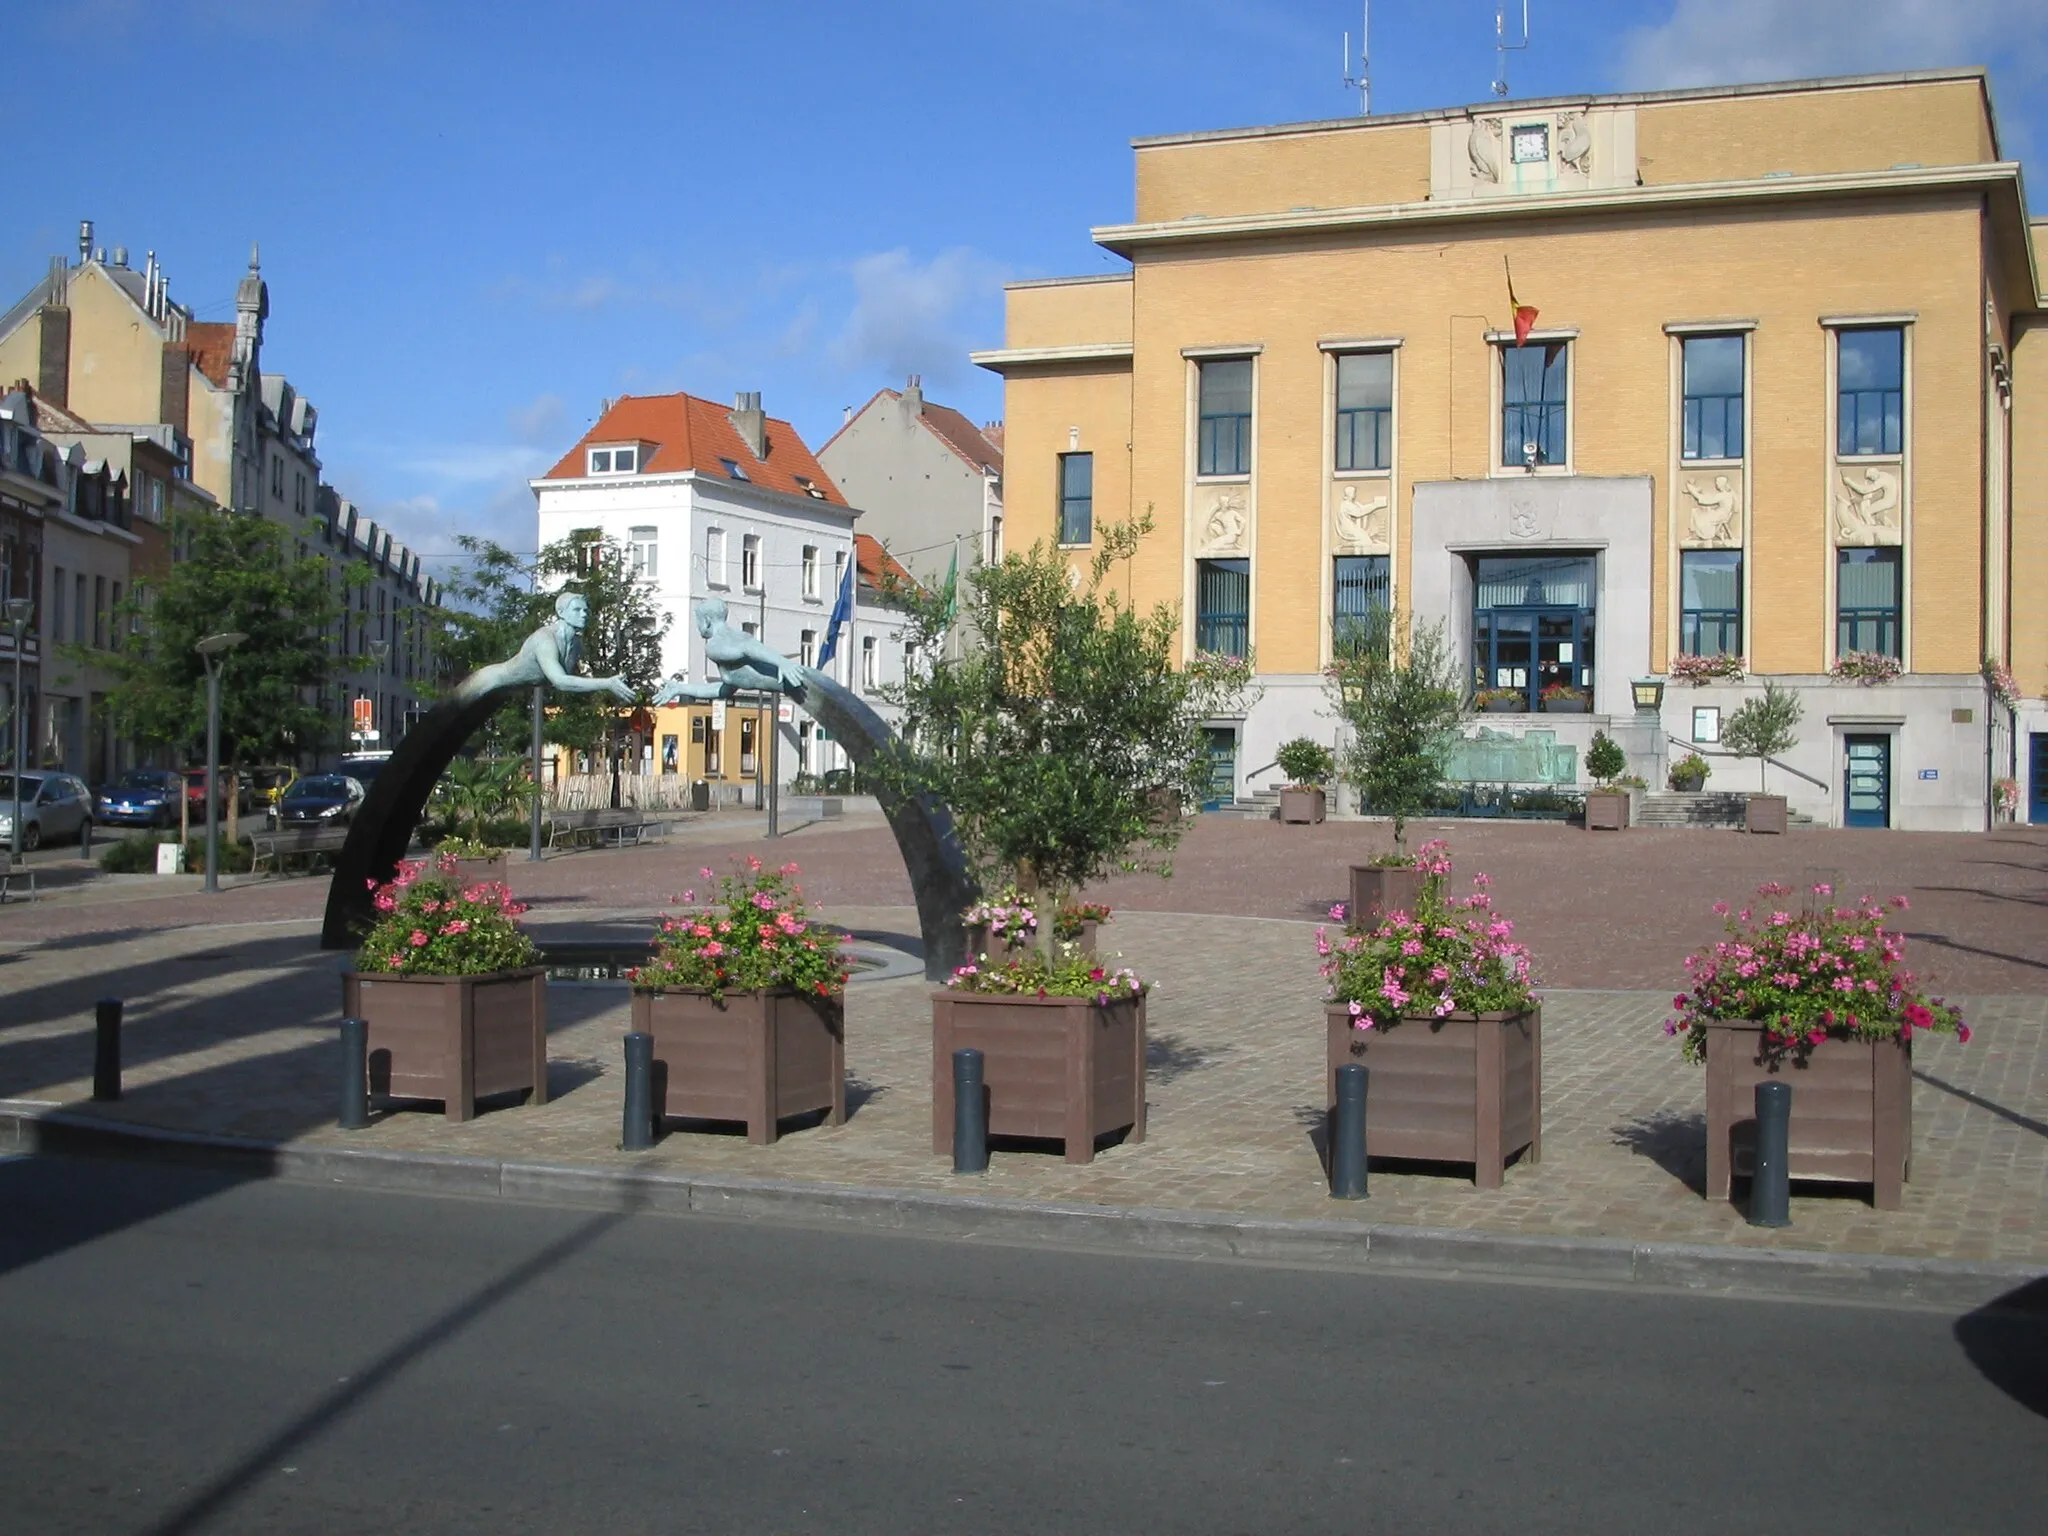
[1493,1,1529,99]
[1341,3,1370,116]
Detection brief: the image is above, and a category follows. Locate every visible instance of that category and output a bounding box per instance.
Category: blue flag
[815,555,855,667]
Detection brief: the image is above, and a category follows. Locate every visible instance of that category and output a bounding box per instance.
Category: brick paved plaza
[2,815,2044,1265]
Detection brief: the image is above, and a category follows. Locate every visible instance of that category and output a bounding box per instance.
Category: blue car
[95,769,187,829]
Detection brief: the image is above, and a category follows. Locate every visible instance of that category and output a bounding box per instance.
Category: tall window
[1058,453,1093,545]
[270,455,283,497]
[1837,328,1904,457]
[1334,352,1393,472]
[629,526,658,581]
[861,635,878,690]
[833,548,847,600]
[1837,547,1901,658]
[1332,555,1390,655]
[1681,335,1744,460]
[93,576,107,649]
[51,566,67,645]
[799,629,817,668]
[742,533,761,590]
[706,527,728,587]
[1680,550,1742,657]
[802,545,820,600]
[74,573,86,644]
[1197,358,1253,477]
[1500,341,1568,468]
[1195,558,1250,657]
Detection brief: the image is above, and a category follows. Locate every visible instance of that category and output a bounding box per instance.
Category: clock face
[1510,124,1549,165]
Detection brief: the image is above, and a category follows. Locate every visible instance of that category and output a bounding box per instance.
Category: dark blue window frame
[1058,452,1093,545]
[1196,558,1250,657]
[1332,554,1389,655]
[1837,327,1904,457]
[1197,358,1253,477]
[1681,334,1745,461]
[1334,352,1393,472]
[1837,546,1902,658]
[1679,549,1743,657]
[1501,341,1568,467]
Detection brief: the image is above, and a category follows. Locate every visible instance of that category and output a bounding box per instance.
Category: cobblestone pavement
[2,907,2042,1265]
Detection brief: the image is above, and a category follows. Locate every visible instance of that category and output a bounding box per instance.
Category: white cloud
[828,247,1008,387]
[506,392,567,444]
[1617,0,2045,91]
[399,443,552,488]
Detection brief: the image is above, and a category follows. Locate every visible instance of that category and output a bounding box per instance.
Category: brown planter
[1278,787,1327,824]
[1744,793,1788,834]
[452,854,511,885]
[1542,698,1590,714]
[1585,790,1630,831]
[341,968,548,1122]
[1348,864,1425,928]
[931,990,1146,1165]
[1702,1021,1909,1209]
[1325,1005,1541,1188]
[1481,699,1523,714]
[632,987,845,1145]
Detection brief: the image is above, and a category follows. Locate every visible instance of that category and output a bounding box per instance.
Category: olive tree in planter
[342,853,547,1122]
[1668,884,1968,1210]
[1274,737,1336,825]
[1722,680,1803,834]
[878,516,1214,1164]
[1583,731,1630,831]
[630,859,849,1145]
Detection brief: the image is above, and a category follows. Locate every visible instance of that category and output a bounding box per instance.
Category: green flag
[938,545,959,631]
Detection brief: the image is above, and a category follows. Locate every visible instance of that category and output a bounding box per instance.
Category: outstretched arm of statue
[535,640,638,703]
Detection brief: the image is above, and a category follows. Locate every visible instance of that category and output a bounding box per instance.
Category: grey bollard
[1330,1063,1369,1199]
[92,998,122,1102]
[81,816,92,861]
[622,1031,655,1151]
[338,1016,369,1130]
[1750,1079,1792,1228]
[953,1047,988,1174]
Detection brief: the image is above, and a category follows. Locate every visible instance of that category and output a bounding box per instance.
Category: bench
[546,807,669,852]
[0,853,33,903]
[248,825,352,874]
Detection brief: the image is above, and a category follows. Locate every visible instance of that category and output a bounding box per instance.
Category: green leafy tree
[1275,737,1336,788]
[1328,610,1465,852]
[534,530,670,804]
[878,514,1213,951]
[426,535,550,755]
[1585,730,1628,785]
[1721,679,1803,792]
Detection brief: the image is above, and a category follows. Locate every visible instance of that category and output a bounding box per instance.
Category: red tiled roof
[855,532,918,595]
[541,392,849,504]
[979,421,1004,452]
[184,323,235,387]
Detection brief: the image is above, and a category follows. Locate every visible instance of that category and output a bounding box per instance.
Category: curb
[4,1102,2039,1312]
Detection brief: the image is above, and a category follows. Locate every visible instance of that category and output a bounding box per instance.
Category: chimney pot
[78,220,93,263]
[112,246,128,268]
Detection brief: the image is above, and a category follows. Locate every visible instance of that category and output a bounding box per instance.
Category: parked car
[0,772,95,851]
[338,752,392,789]
[180,768,230,819]
[274,774,366,826]
[95,769,188,829]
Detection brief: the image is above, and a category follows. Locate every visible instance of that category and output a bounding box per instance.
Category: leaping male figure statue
[456,592,638,706]
[650,600,807,704]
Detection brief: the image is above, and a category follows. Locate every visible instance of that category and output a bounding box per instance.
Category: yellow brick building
[976,70,2046,831]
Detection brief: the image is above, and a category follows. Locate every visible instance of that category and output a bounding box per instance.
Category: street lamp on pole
[5,598,33,862]
[195,631,246,893]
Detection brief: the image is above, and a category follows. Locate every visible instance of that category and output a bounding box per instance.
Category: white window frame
[587,445,639,476]
[742,533,762,592]
[860,634,878,690]
[629,526,658,582]
[706,526,728,589]
[801,545,820,601]
[799,628,817,668]
[833,548,847,599]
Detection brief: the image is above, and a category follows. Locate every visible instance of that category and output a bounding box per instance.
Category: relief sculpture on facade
[1332,482,1390,554]
[1833,463,1902,546]
[1556,112,1591,176]
[1680,474,1742,548]
[1467,117,1502,183]
[1195,484,1250,557]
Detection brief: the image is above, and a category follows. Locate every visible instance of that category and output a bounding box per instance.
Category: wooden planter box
[1585,790,1630,831]
[341,968,548,1122]
[632,988,845,1145]
[931,991,1146,1165]
[1745,793,1788,834]
[452,853,510,885]
[1702,1021,1909,1209]
[1348,864,1424,928]
[1325,1005,1541,1187]
[1279,787,1327,824]
[965,920,1100,961]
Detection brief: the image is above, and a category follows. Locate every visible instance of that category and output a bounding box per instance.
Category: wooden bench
[0,852,34,903]
[248,825,352,874]
[546,807,669,852]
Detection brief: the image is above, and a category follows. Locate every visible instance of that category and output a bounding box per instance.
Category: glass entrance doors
[1843,735,1891,829]
[2029,734,2048,825]
[1472,555,1597,712]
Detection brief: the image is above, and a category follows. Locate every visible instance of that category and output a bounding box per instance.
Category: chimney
[842,405,854,426]
[902,374,924,417]
[112,246,129,268]
[37,256,71,409]
[78,220,93,264]
[729,390,767,459]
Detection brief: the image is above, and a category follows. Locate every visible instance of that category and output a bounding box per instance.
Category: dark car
[274,774,366,826]
[337,752,391,788]
[96,769,188,829]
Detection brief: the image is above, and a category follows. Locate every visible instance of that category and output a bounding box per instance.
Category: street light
[195,631,246,893]
[5,597,32,862]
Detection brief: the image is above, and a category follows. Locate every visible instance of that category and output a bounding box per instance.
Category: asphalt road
[0,1155,2042,1535]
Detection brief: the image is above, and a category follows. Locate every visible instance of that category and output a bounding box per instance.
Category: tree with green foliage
[1721,679,1804,792]
[1585,730,1628,785]
[96,509,358,772]
[1327,609,1465,852]
[878,514,1214,952]
[1275,737,1336,789]
[426,535,549,755]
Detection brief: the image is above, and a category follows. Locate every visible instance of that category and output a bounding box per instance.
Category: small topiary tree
[1721,679,1804,792]
[1585,731,1627,786]
[1275,736,1336,789]
[1327,610,1465,853]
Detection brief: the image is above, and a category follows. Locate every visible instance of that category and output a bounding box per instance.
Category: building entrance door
[1474,607,1593,711]
[1843,735,1891,829]
[1201,727,1237,811]
[2030,734,2048,824]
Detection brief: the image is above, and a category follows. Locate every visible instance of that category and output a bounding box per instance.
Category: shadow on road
[1954,1276,2048,1422]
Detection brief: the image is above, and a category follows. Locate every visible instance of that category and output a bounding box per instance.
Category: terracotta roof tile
[917,401,1003,475]
[541,392,849,504]
[183,323,235,388]
[855,532,918,595]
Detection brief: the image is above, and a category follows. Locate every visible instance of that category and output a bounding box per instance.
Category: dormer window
[588,445,639,475]
[719,457,750,481]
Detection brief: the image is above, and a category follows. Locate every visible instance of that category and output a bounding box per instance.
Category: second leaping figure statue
[651,600,810,704]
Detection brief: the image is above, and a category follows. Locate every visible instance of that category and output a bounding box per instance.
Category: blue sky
[11,1,2045,570]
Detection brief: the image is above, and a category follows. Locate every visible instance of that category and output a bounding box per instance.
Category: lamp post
[5,598,32,861]
[358,639,389,750]
[195,632,246,893]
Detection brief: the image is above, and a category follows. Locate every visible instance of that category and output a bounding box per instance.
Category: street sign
[712,700,727,730]
[1918,768,1938,780]
[351,696,373,734]
[777,700,795,722]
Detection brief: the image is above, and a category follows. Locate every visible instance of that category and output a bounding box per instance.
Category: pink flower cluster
[637,857,846,1001]
[356,853,536,977]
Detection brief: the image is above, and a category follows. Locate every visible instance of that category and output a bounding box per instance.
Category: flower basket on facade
[1667,884,1968,1210]
[1539,682,1590,714]
[1320,845,1541,1187]
[1473,687,1523,714]
[630,859,850,1144]
[343,854,547,1122]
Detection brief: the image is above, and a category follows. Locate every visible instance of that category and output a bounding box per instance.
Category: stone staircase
[1218,786,1283,820]
[1633,792,1818,830]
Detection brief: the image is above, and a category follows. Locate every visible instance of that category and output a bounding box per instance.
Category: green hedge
[98,833,255,874]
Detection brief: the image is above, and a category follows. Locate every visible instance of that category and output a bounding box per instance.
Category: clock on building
[1510,123,1549,164]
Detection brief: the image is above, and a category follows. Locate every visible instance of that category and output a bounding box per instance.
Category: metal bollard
[338,1016,369,1130]
[1330,1063,1369,1199]
[81,817,93,861]
[92,998,123,1102]
[1750,1079,1792,1228]
[622,1031,655,1151]
[952,1047,988,1174]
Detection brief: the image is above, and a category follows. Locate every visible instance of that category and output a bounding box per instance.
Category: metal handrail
[1665,736,1830,795]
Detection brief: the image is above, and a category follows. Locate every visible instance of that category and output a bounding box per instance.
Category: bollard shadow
[1913,1068,2048,1141]
[1292,1103,1332,1177]
[1953,1276,2048,1421]
[1146,1034,1227,1085]
[1611,1110,1709,1195]
[844,1073,888,1116]
[0,1148,268,1285]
